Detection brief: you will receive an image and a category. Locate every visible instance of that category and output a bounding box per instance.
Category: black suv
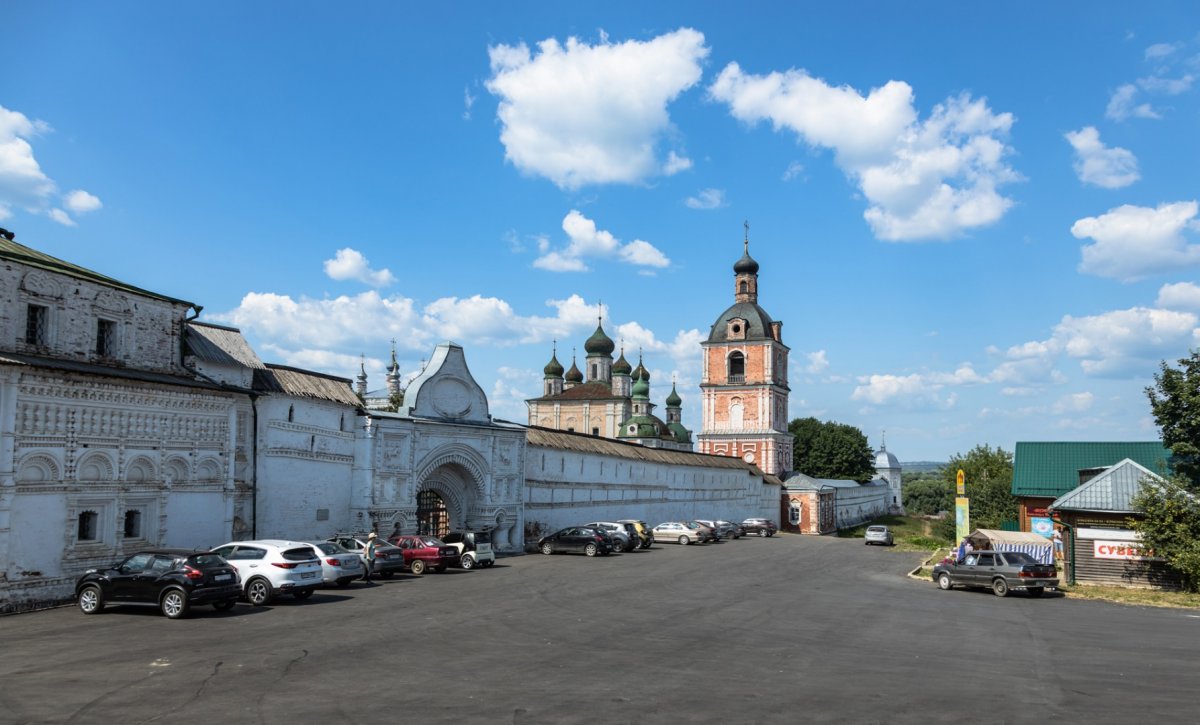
[740,518,778,537]
[75,549,241,619]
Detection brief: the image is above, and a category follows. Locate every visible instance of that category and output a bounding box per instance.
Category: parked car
[932,550,1059,597]
[741,518,778,537]
[584,521,636,552]
[441,530,496,569]
[618,519,655,549]
[696,519,741,540]
[75,549,241,619]
[537,526,613,556]
[864,525,894,546]
[210,540,322,605]
[685,521,720,543]
[327,533,407,579]
[652,521,706,545]
[388,534,458,574]
[716,520,745,539]
[303,541,364,586]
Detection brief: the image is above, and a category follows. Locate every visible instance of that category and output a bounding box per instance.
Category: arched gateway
[358,342,526,552]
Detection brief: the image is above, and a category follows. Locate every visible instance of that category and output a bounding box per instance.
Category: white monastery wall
[833,483,890,530]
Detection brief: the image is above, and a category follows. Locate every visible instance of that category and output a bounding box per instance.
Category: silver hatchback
[864,525,894,546]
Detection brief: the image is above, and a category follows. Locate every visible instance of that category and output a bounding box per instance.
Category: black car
[740,518,778,537]
[75,549,241,619]
[537,526,613,557]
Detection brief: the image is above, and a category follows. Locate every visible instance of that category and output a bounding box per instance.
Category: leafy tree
[1146,351,1200,490]
[1129,476,1200,592]
[903,473,953,516]
[940,444,1016,530]
[788,417,874,481]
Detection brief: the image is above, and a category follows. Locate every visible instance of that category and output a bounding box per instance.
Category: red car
[387,535,459,575]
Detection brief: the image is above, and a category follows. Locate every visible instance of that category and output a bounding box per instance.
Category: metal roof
[253,364,361,406]
[525,425,781,484]
[0,235,197,308]
[782,472,882,490]
[528,381,627,402]
[185,322,265,369]
[1011,441,1172,498]
[1049,458,1164,513]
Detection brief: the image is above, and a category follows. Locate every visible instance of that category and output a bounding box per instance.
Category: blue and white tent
[967,528,1054,565]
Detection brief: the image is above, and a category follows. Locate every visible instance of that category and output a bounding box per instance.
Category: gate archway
[416,489,449,537]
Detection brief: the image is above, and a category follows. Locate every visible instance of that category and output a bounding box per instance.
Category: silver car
[304,541,364,586]
[864,525,894,546]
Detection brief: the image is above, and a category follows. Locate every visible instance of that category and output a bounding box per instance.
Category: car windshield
[187,553,228,568]
[419,537,444,547]
[314,542,343,554]
[868,527,886,533]
[1003,552,1038,565]
[473,532,491,544]
[282,547,318,562]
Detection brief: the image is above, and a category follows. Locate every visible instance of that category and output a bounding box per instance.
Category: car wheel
[160,589,189,619]
[410,559,427,575]
[213,599,237,611]
[246,577,273,606]
[541,543,554,555]
[1027,587,1044,597]
[460,554,475,570]
[937,572,953,590]
[293,588,314,600]
[584,543,599,557]
[78,584,104,615]
[759,529,769,538]
[992,578,1009,597]
[678,535,691,546]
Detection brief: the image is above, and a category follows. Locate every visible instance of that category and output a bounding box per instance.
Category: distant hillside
[901,461,946,473]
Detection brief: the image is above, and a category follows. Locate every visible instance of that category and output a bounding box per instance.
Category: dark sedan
[932,550,1058,597]
[75,549,241,619]
[537,526,613,557]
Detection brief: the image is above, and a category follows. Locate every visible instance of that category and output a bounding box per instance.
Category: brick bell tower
[697,224,793,476]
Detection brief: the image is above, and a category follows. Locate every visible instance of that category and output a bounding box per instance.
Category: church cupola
[584,315,615,383]
[734,222,759,304]
[543,341,565,396]
[355,355,368,398]
[386,341,402,398]
[611,345,632,398]
[564,351,584,389]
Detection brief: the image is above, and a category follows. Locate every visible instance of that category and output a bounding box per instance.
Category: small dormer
[726,317,747,341]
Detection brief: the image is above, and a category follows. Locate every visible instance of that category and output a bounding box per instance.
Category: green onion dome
[584,323,615,356]
[565,360,584,383]
[543,352,564,378]
[665,382,682,408]
[612,350,632,375]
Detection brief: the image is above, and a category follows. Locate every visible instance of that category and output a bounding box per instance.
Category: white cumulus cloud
[323,248,396,287]
[685,188,727,210]
[534,210,670,272]
[63,189,102,214]
[1064,126,1139,189]
[709,64,1019,241]
[1156,282,1200,310]
[1071,201,1200,281]
[1105,84,1160,121]
[0,104,56,220]
[485,28,709,189]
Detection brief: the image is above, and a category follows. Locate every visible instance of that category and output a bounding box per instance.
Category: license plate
[300,571,317,579]
[214,573,232,582]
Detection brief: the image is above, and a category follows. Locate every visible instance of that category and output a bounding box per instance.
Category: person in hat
[363,532,379,583]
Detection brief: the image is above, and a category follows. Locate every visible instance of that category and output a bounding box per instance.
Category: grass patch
[838,515,952,552]
[1057,583,1200,609]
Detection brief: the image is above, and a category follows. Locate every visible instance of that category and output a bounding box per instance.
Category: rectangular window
[123,510,142,538]
[96,319,116,357]
[591,427,599,436]
[25,304,48,346]
[78,511,99,541]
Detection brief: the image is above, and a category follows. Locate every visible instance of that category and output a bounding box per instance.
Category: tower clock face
[742,451,755,463]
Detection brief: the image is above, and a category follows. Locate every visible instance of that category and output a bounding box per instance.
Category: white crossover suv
[211,540,323,605]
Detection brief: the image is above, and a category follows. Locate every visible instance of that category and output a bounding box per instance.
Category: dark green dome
[543,352,564,378]
[612,351,632,375]
[565,360,583,383]
[633,361,649,383]
[665,383,682,407]
[668,421,692,443]
[617,414,662,439]
[733,248,760,275]
[631,371,650,398]
[584,324,615,355]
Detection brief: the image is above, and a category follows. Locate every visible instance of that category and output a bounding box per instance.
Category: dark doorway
[416,489,449,537]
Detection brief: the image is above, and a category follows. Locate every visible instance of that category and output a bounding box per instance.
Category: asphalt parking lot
[2,534,1198,724]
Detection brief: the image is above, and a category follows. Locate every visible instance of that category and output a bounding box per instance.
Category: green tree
[941,444,1016,530]
[903,472,953,516]
[1146,351,1200,490]
[1129,476,1200,592]
[788,417,874,481]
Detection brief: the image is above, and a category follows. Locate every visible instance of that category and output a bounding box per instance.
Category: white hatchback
[211,540,323,605]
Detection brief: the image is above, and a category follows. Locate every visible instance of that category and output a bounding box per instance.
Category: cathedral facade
[697,238,794,477]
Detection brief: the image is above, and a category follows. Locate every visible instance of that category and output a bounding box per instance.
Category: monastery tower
[697,229,793,476]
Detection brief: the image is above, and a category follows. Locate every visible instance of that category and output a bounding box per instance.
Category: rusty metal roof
[254,364,361,406]
[528,382,626,402]
[525,425,780,484]
[185,321,265,369]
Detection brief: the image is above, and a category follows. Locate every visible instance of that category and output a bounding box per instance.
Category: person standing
[1052,528,1064,560]
[363,532,379,583]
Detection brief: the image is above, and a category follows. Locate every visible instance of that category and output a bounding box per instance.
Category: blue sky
[4,3,1200,461]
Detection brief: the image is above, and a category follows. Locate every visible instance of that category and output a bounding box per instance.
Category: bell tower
[697,225,793,476]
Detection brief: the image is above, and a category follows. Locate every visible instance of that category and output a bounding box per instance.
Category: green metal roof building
[1011,441,1173,499]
